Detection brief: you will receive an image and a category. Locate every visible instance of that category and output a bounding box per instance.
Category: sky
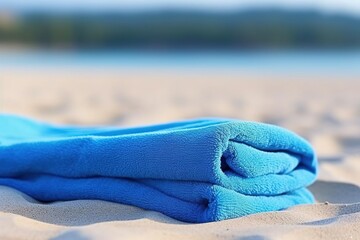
[1,0,360,16]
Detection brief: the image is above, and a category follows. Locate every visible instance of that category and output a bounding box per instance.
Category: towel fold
[0,115,317,222]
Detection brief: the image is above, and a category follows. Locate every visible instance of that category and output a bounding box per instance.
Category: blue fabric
[0,115,317,223]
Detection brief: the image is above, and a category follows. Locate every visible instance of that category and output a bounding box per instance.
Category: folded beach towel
[0,115,317,223]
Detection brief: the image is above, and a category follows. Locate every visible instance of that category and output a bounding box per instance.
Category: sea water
[0,50,360,75]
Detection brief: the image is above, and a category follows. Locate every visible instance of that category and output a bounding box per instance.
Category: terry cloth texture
[0,115,317,223]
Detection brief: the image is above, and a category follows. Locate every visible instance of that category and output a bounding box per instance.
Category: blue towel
[0,115,317,223]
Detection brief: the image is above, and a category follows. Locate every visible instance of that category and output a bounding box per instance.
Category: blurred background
[0,0,360,182]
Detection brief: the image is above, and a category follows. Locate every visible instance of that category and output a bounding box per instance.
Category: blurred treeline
[0,9,360,49]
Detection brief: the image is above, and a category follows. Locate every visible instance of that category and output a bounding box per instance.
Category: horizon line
[1,6,360,18]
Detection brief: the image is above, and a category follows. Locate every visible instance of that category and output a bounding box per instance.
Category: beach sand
[1,68,359,239]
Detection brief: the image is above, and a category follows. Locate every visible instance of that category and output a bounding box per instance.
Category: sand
[1,68,359,239]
